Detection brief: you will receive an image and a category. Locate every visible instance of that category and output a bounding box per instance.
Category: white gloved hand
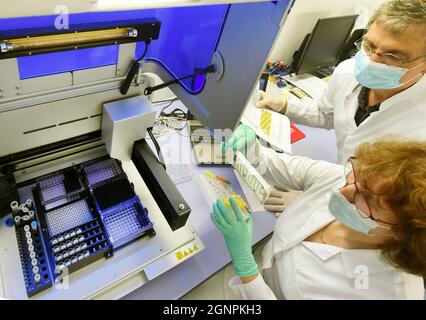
[264,189,302,217]
[256,90,288,114]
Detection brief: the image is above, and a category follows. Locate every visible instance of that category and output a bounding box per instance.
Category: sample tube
[64,233,70,240]
[29,251,36,259]
[24,225,30,232]
[10,201,19,214]
[25,199,33,210]
[34,274,41,283]
[32,266,39,274]
[31,258,38,266]
[25,231,32,239]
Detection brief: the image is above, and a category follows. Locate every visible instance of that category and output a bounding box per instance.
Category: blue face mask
[354,51,424,90]
[328,179,381,235]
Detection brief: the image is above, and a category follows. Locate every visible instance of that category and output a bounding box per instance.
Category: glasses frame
[344,157,373,218]
[354,39,426,67]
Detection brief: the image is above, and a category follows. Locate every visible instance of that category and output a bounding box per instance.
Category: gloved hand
[221,124,257,155]
[256,90,288,114]
[210,198,258,278]
[264,189,302,217]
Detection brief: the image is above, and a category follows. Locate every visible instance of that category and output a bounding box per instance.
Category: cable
[147,127,166,170]
[120,40,150,95]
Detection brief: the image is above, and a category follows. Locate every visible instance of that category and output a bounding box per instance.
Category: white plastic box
[102,96,156,160]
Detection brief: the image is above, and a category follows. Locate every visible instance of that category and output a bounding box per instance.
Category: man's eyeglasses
[355,39,425,67]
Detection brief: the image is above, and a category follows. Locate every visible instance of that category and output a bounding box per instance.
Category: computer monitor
[291,15,358,76]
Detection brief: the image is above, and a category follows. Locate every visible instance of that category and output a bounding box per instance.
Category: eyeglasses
[355,39,425,67]
[344,157,372,218]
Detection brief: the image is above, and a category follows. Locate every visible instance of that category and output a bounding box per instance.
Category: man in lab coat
[257,0,426,164]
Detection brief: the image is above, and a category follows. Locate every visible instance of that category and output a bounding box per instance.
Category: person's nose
[368,51,383,63]
[339,184,356,204]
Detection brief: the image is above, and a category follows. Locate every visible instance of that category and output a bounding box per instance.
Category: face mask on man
[328,178,391,235]
[354,51,424,90]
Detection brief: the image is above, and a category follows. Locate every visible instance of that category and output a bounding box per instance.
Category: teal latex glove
[221,124,256,155]
[210,198,258,278]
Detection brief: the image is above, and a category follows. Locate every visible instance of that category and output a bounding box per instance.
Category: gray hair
[370,0,426,36]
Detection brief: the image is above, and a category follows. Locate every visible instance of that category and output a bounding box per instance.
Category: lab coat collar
[301,241,344,261]
[302,243,395,278]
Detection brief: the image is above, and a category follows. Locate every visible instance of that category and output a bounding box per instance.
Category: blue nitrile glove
[210,198,258,278]
[221,124,256,155]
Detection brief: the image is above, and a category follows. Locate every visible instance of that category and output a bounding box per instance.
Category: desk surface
[123,100,338,300]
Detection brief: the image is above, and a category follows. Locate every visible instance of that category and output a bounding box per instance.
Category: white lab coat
[285,59,426,164]
[228,146,424,300]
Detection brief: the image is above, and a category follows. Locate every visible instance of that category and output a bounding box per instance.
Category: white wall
[269,0,387,64]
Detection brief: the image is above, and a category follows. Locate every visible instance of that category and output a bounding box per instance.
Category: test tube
[58,235,64,242]
[68,248,75,256]
[62,251,69,259]
[75,245,81,253]
[83,251,90,258]
[34,274,41,283]
[29,251,36,259]
[72,238,79,245]
[64,259,71,267]
[32,266,39,274]
[29,211,35,219]
[27,238,33,246]
[66,240,72,248]
[57,263,65,271]
[71,257,78,264]
[55,254,63,262]
[14,216,21,224]
[21,207,29,214]
[81,243,88,250]
[51,238,58,245]
[70,231,76,238]
[10,201,19,214]
[60,244,67,251]
[53,246,60,253]
[25,199,33,210]
[31,258,38,266]
[78,235,85,243]
[22,215,30,221]
[25,231,32,239]
[28,244,34,252]
[76,228,82,235]
[64,233,70,240]
[24,225,30,232]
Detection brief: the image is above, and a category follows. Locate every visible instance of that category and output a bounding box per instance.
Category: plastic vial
[27,238,33,245]
[10,201,19,214]
[58,235,64,242]
[28,244,34,252]
[70,231,76,238]
[34,274,41,283]
[64,233,70,240]
[72,238,79,245]
[31,259,38,266]
[64,259,71,267]
[77,253,84,261]
[22,207,29,214]
[14,216,21,224]
[71,257,78,264]
[66,240,72,248]
[60,244,67,251]
[29,251,36,259]
[24,225,30,232]
[29,211,35,219]
[81,243,88,250]
[55,254,63,262]
[22,215,30,221]
[32,266,39,274]
[75,245,81,253]
[78,235,85,243]
[25,199,33,210]
[25,231,32,239]
[69,248,75,256]
[83,251,90,258]
[53,246,60,253]
[51,238,58,245]
[57,263,65,271]
[76,228,82,235]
